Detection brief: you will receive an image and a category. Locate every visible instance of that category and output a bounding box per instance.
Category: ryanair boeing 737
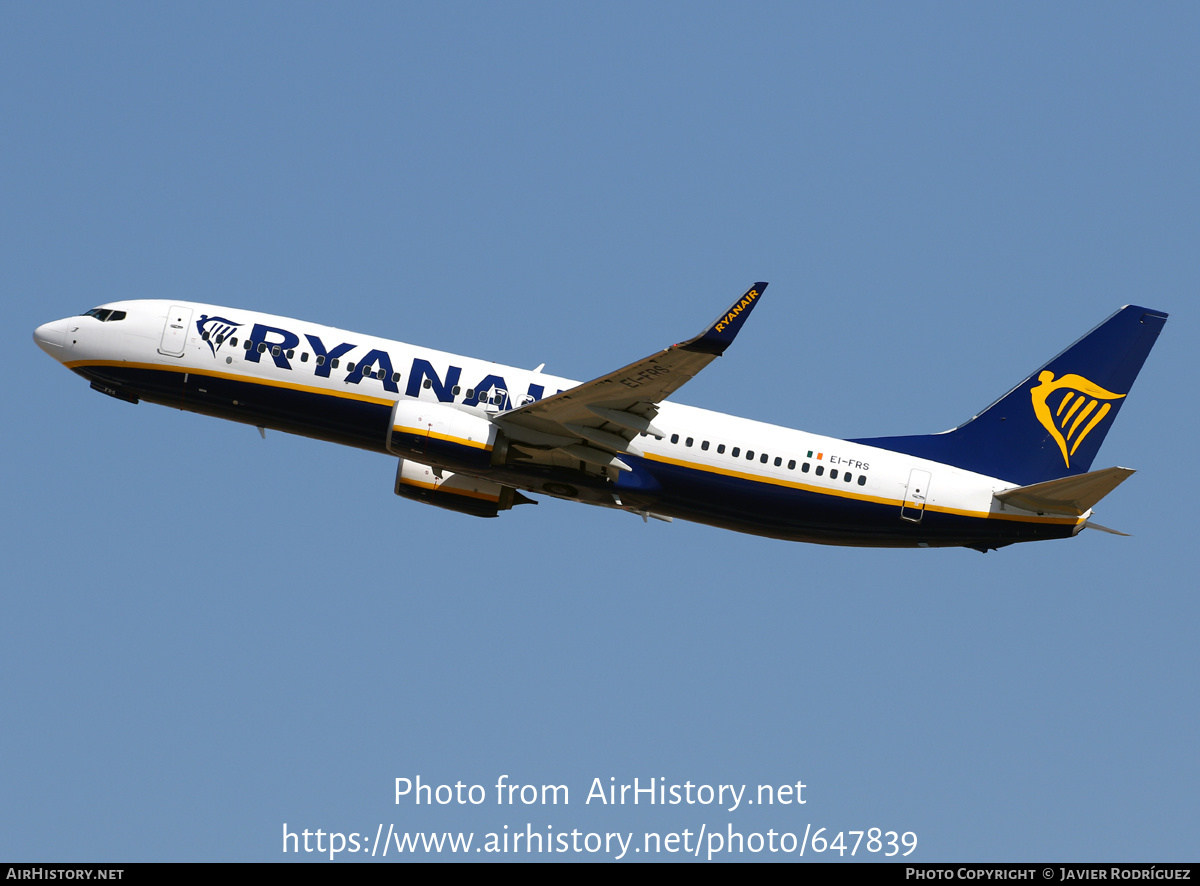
[33,286,1167,551]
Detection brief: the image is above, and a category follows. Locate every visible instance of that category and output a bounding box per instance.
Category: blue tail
[851,305,1169,486]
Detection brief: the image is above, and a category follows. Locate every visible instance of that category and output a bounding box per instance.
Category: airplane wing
[495,283,767,471]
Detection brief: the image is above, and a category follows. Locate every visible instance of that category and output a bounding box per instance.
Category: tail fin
[852,305,1168,485]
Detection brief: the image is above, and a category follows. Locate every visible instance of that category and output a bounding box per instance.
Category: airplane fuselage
[34,298,1098,550]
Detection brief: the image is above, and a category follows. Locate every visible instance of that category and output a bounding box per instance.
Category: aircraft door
[158,305,193,357]
[901,469,932,523]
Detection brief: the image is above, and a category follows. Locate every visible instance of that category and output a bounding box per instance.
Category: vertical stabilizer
[852,305,1168,486]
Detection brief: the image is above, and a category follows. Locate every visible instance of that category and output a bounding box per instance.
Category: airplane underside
[74,362,1075,551]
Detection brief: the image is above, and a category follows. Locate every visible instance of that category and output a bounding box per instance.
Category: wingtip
[685,282,768,355]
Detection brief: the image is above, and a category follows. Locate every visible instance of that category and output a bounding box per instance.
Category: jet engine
[393,458,535,518]
[386,400,506,470]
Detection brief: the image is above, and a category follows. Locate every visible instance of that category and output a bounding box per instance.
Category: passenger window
[244,340,252,350]
[201,331,210,341]
[857,475,867,486]
[331,358,340,369]
[760,453,768,464]
[272,345,281,357]
[701,440,709,451]
[774,457,782,467]
[422,378,431,389]
[732,447,740,457]
[717,444,726,454]
[287,349,294,359]
[746,450,754,460]
[830,469,838,480]
[316,355,325,366]
[844,472,853,483]
[685,437,693,447]
[258,343,267,353]
[452,385,461,395]
[815,466,824,476]
[301,352,309,362]
[671,434,679,444]
[347,362,355,372]
[466,389,474,399]
[788,460,796,470]
[229,337,237,347]
[392,372,400,383]
[215,334,225,344]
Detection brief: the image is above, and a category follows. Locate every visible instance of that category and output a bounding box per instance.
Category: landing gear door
[901,469,932,523]
[158,305,193,357]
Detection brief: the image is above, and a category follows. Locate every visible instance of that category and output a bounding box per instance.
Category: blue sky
[2,2,1196,862]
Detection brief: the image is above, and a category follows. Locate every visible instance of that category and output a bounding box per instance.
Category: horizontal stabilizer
[994,466,1135,517]
[1083,520,1130,536]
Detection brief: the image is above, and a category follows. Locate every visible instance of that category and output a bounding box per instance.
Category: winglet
[683,283,768,356]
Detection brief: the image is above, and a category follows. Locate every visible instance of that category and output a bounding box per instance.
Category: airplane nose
[33,318,69,361]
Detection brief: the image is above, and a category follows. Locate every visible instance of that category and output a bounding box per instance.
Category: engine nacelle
[393,459,535,518]
[386,400,501,470]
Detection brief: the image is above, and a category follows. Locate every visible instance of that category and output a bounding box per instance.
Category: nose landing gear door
[901,469,932,523]
[158,306,194,357]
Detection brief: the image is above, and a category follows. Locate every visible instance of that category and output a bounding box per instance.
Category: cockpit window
[80,308,126,322]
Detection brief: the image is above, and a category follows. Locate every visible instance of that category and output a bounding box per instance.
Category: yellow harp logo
[1030,371,1126,468]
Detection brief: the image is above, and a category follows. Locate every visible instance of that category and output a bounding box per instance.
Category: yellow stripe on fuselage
[392,424,492,451]
[643,452,1078,526]
[72,359,496,453]
[70,360,1077,526]
[67,359,398,406]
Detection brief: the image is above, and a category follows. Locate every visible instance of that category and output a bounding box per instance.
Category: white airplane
[33,285,1167,551]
